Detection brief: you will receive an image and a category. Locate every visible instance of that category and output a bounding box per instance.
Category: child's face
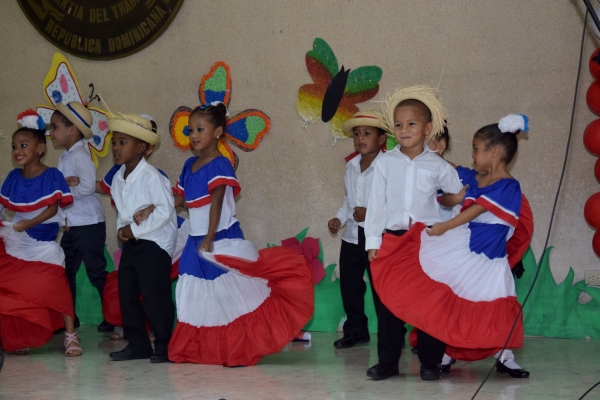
[188,113,222,152]
[472,137,493,172]
[11,131,45,166]
[111,131,146,166]
[352,125,386,156]
[393,105,432,152]
[428,138,446,158]
[49,113,73,148]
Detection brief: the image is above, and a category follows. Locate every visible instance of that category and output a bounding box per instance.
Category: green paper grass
[516,247,600,338]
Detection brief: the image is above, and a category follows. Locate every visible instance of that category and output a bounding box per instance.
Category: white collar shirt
[334,151,382,244]
[365,144,462,250]
[111,158,178,256]
[58,140,105,226]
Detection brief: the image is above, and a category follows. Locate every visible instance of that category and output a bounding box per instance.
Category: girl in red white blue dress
[0,110,82,356]
[168,102,314,366]
[370,114,529,375]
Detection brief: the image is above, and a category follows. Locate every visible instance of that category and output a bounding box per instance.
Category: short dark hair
[437,125,450,151]
[13,127,47,157]
[474,124,518,163]
[396,99,432,123]
[189,102,228,130]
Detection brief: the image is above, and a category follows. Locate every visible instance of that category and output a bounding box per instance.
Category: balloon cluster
[584,48,600,256]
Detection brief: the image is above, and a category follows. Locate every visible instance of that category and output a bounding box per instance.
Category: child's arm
[426,204,486,236]
[67,152,97,199]
[133,205,156,225]
[174,193,186,209]
[364,161,387,260]
[65,176,105,195]
[128,175,175,239]
[198,186,226,253]
[329,195,348,234]
[13,202,59,232]
[440,184,468,207]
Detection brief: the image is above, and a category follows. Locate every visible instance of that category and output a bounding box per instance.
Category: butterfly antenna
[85,83,96,106]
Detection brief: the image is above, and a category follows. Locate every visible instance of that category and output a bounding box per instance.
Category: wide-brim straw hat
[107,113,160,145]
[382,85,448,140]
[55,101,93,139]
[342,110,391,136]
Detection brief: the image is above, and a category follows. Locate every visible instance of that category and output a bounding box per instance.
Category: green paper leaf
[307,38,338,78]
[345,66,382,94]
[204,66,228,93]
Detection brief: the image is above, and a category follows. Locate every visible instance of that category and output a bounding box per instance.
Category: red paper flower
[281,236,326,284]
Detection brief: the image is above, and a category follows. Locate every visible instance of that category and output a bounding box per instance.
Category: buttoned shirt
[111,158,177,256]
[365,145,462,250]
[58,140,105,226]
[335,152,382,244]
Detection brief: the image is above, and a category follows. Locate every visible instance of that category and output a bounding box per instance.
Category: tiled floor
[0,327,598,399]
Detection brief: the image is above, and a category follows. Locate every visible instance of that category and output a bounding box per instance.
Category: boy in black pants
[328,111,388,349]
[365,86,463,380]
[106,113,177,363]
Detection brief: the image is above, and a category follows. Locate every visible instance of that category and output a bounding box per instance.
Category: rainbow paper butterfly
[36,53,111,169]
[297,38,383,142]
[169,61,271,170]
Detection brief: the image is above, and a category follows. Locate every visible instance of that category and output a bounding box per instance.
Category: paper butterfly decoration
[297,38,383,142]
[169,61,271,170]
[36,53,111,169]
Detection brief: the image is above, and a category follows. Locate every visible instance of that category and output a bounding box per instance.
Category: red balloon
[587,81,600,116]
[590,48,600,80]
[596,158,600,183]
[584,119,600,156]
[585,192,600,230]
[593,231,600,257]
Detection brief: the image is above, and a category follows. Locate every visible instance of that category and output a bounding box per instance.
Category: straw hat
[342,110,391,136]
[55,102,93,139]
[107,113,160,145]
[382,85,448,140]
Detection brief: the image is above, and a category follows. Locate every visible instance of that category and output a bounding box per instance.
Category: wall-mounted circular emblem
[17,0,184,60]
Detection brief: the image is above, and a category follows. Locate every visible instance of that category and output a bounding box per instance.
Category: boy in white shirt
[364,86,463,381]
[106,113,177,363]
[328,111,388,350]
[50,101,110,332]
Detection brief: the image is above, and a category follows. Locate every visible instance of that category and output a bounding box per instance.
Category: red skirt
[0,238,73,351]
[371,223,523,361]
[168,240,314,366]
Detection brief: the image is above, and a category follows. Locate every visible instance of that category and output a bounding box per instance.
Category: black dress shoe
[333,333,370,349]
[411,346,418,355]
[150,354,170,363]
[366,362,399,380]
[438,358,456,374]
[420,363,441,381]
[110,347,152,361]
[496,361,530,378]
[97,319,115,333]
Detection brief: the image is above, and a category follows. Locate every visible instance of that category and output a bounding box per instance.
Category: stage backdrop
[1,1,599,336]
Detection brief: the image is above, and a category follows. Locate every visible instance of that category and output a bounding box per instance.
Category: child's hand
[328,218,341,234]
[456,184,469,203]
[118,225,135,242]
[12,220,30,232]
[427,222,449,236]
[368,249,378,262]
[353,207,366,223]
[133,205,155,225]
[65,176,80,187]
[198,237,214,253]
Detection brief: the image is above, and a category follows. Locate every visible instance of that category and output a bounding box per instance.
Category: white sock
[495,349,522,369]
[441,353,453,365]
